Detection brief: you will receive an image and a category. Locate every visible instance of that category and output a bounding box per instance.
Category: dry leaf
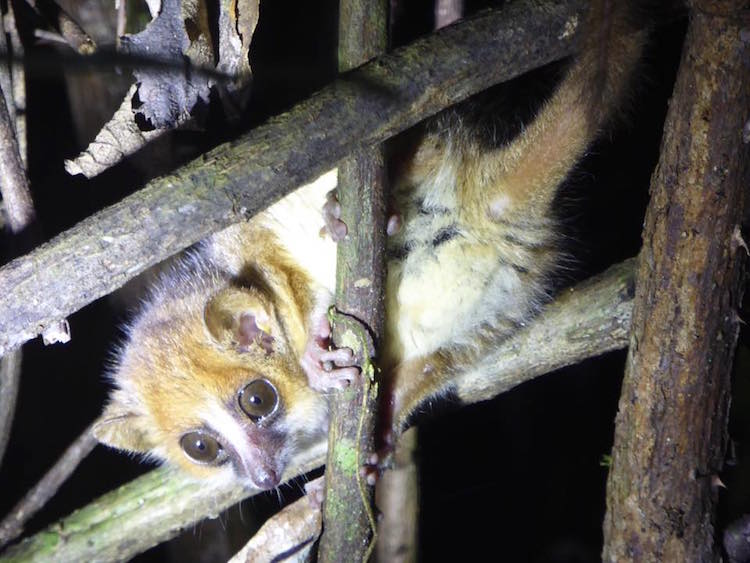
[65,0,259,178]
[119,0,212,128]
[64,84,163,178]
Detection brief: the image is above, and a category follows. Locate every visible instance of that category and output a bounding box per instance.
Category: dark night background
[0,1,747,562]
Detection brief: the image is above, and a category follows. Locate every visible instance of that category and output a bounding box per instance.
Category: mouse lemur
[95,2,646,490]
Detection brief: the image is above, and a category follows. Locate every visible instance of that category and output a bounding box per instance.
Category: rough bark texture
[0,259,634,562]
[602,3,749,561]
[0,0,587,356]
[319,1,387,559]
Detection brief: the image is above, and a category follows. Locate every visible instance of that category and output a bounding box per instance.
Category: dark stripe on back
[510,262,530,275]
[416,198,451,216]
[387,239,417,261]
[432,226,459,247]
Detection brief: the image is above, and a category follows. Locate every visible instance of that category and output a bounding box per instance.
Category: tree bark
[0,0,588,356]
[602,2,749,560]
[319,1,388,559]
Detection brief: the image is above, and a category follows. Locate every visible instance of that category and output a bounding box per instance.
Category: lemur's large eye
[239,379,278,422]
[180,431,223,464]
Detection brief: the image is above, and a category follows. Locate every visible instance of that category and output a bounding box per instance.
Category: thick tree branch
[602,2,749,560]
[0,0,587,356]
[0,259,634,562]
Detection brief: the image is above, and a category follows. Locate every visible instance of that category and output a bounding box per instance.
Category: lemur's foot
[360,429,397,486]
[321,189,402,240]
[301,314,360,392]
[321,190,348,242]
[386,213,402,236]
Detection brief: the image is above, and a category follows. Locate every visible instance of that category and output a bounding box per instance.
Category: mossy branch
[318,0,388,559]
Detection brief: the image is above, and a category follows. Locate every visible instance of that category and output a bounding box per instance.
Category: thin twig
[376,428,419,563]
[435,0,463,29]
[5,3,26,167]
[0,422,98,548]
[0,82,34,233]
[116,0,127,44]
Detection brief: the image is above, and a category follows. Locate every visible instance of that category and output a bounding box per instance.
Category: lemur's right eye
[180,431,223,464]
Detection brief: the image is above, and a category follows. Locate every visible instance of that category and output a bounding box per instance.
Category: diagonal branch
[0,0,588,356]
[0,258,634,562]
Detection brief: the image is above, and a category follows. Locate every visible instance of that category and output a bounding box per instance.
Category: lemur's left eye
[239,378,278,422]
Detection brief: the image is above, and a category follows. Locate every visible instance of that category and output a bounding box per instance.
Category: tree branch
[0,2,33,474]
[602,1,749,559]
[0,352,20,471]
[0,259,634,562]
[318,0,387,560]
[0,0,588,356]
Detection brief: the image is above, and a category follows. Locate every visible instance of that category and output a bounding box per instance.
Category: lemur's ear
[94,399,155,454]
[204,287,276,354]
